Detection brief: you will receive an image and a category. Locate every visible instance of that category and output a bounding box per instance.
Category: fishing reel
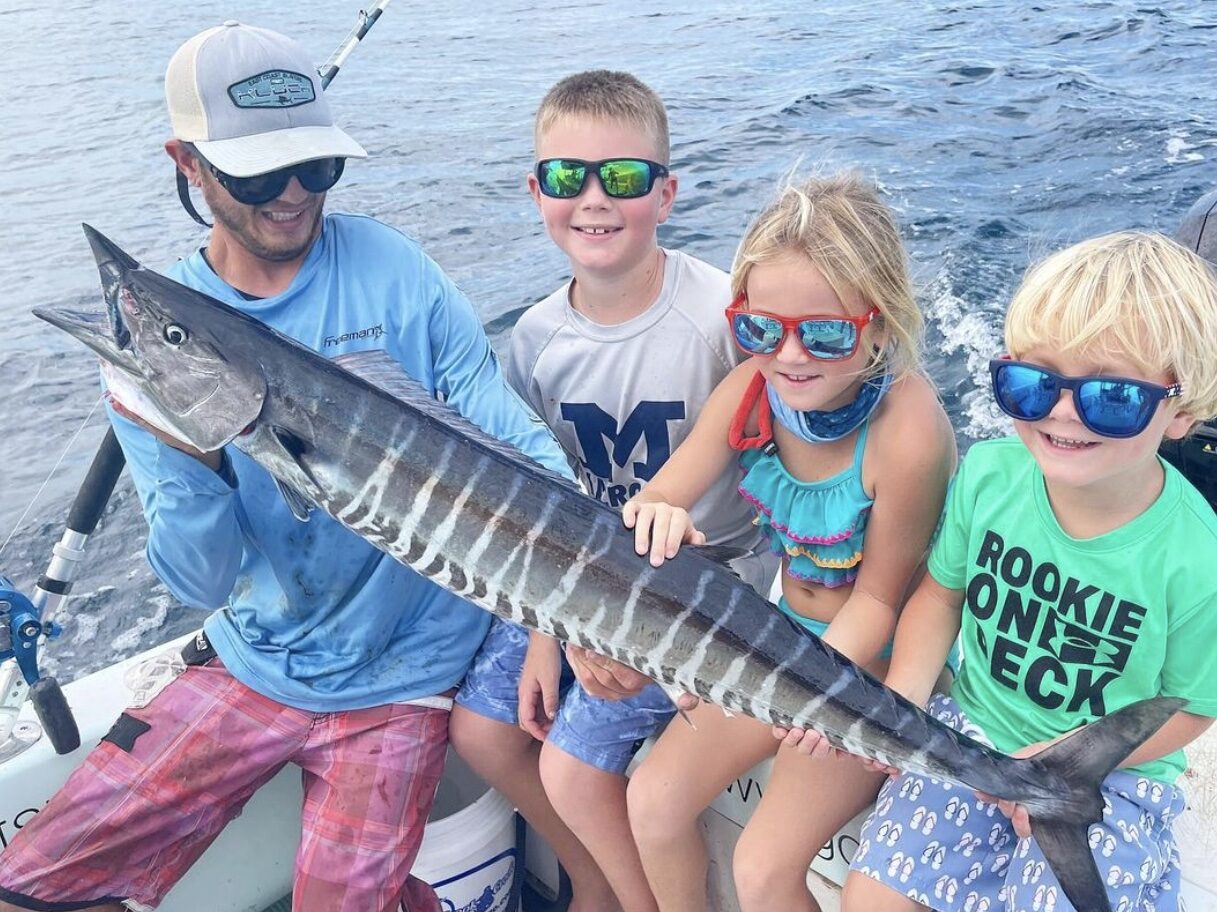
[0,575,80,758]
[0,426,125,761]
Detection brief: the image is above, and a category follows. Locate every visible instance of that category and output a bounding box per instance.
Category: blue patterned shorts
[850,694,1185,912]
[455,618,674,774]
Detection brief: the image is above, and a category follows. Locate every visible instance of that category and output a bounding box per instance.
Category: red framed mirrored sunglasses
[724,296,879,361]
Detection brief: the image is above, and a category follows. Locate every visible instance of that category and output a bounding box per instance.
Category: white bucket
[413,751,519,912]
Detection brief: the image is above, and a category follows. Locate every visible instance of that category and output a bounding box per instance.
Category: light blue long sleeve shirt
[110,213,572,711]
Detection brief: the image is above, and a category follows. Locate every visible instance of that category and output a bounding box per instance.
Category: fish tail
[1021,695,1185,912]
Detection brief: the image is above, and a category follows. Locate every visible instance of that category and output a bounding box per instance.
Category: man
[0,21,571,912]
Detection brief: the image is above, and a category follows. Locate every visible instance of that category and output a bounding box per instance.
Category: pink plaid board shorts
[0,657,450,912]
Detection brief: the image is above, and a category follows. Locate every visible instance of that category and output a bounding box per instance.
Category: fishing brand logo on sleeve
[228,70,316,108]
[964,529,1144,714]
[559,400,685,507]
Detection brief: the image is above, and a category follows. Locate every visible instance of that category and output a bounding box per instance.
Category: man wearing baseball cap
[164,21,368,279]
[0,22,571,912]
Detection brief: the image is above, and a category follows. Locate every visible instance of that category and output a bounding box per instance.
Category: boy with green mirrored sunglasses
[451,69,778,912]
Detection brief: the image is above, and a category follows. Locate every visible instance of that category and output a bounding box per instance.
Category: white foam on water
[108,592,173,654]
[923,265,1011,443]
[1166,130,1207,165]
[68,606,102,646]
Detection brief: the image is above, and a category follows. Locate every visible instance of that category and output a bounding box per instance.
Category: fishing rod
[319,0,392,89]
[0,1,394,760]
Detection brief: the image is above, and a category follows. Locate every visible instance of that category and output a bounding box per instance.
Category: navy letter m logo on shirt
[560,401,685,481]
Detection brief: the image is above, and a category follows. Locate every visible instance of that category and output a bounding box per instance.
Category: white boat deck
[5,636,1217,911]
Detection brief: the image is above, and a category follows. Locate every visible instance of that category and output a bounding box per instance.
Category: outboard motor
[1161,189,1217,509]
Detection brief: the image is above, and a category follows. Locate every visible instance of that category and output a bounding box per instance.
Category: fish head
[34,224,269,452]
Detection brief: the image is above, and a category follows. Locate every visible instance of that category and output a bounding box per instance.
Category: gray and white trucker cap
[166,21,367,177]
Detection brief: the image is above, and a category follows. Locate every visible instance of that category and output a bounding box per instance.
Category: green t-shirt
[929,437,1217,783]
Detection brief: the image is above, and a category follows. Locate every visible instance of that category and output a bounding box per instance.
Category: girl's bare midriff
[769,418,862,626]
[781,571,853,625]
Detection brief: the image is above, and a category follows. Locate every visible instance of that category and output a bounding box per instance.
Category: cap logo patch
[227,70,315,108]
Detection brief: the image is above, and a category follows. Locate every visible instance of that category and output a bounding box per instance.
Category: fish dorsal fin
[332,350,580,493]
[694,544,750,565]
[691,544,749,580]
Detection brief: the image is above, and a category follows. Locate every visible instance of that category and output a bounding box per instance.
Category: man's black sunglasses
[197,153,346,206]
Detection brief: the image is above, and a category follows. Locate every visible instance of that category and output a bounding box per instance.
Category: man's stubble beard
[201,180,325,263]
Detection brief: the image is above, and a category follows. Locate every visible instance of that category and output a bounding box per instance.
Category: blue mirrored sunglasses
[988,357,1182,439]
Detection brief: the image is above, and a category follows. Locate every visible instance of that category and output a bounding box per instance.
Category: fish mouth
[34,226,142,357]
[33,305,140,376]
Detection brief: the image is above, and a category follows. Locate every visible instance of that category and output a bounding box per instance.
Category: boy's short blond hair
[731,172,922,379]
[534,70,670,164]
[1005,231,1217,420]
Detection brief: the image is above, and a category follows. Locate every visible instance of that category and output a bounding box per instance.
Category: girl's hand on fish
[772,725,849,761]
[518,633,562,740]
[566,645,652,700]
[107,392,224,471]
[858,756,902,777]
[772,724,901,773]
[621,499,706,567]
[675,692,700,711]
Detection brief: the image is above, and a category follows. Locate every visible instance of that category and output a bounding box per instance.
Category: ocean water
[2,0,1215,680]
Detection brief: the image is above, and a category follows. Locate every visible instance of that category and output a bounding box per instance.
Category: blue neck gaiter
[767,371,893,443]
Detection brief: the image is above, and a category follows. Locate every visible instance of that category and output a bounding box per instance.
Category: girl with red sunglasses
[618,172,957,912]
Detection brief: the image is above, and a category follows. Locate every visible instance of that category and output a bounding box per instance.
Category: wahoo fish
[38,225,1183,912]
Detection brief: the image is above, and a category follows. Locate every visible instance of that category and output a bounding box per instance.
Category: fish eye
[163,324,189,346]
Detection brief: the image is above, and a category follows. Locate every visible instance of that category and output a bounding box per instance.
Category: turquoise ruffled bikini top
[730,373,874,589]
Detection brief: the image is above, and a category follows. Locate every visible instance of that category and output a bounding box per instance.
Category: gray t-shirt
[506,249,777,593]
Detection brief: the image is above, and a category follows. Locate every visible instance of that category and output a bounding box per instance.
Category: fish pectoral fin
[269,426,320,482]
[275,478,315,522]
[265,426,325,517]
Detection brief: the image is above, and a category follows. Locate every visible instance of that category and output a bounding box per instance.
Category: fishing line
[0,393,106,561]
